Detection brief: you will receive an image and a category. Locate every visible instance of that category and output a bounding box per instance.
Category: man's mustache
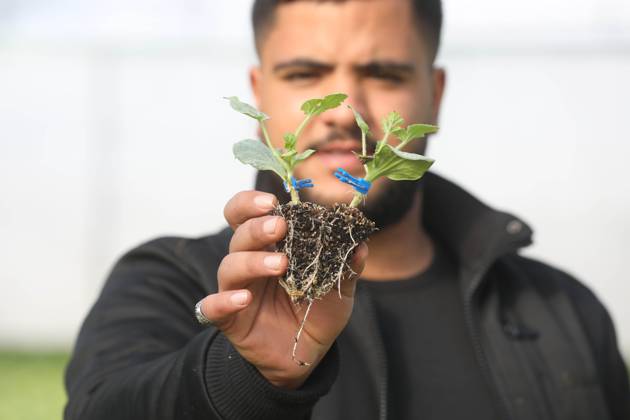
[307,128,378,154]
[255,126,379,153]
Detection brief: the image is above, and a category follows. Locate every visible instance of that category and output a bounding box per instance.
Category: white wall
[1,0,629,354]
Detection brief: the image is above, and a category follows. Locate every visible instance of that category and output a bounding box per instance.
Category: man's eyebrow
[272,59,334,73]
[355,60,416,74]
[271,58,416,75]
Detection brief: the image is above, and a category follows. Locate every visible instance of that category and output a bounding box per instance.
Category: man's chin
[298,188,356,207]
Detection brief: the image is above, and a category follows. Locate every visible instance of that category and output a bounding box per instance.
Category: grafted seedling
[339,107,438,207]
[226,93,347,203]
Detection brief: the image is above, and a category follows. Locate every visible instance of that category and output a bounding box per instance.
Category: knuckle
[224,190,251,223]
[234,218,255,241]
[201,295,218,318]
[231,218,261,252]
[233,190,251,203]
[245,253,263,277]
[217,253,237,284]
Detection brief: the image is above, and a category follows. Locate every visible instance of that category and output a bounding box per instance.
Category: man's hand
[198,191,368,390]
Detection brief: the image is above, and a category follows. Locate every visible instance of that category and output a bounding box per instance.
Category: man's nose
[319,80,369,131]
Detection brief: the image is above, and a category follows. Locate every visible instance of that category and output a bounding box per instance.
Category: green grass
[0,350,627,420]
[0,351,69,420]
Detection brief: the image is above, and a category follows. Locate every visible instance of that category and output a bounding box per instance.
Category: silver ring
[195,300,214,326]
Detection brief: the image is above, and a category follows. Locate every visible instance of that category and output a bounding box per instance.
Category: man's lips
[317,140,363,154]
[316,150,363,171]
[312,141,365,171]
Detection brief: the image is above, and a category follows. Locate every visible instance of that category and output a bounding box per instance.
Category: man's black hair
[252,0,443,62]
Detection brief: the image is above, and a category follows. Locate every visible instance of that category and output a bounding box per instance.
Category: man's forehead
[258,0,424,66]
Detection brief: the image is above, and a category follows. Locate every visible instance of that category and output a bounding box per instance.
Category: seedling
[337,106,438,207]
[226,93,347,203]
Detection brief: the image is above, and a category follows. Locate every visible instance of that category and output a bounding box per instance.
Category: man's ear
[249,66,263,109]
[431,67,446,124]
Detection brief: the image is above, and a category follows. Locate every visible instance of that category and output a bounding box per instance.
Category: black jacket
[65,173,630,420]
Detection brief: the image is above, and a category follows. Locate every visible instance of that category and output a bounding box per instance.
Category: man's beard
[254,170,422,230]
[358,177,421,230]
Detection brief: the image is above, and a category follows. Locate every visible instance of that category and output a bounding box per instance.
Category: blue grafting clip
[283,177,314,193]
[334,168,371,195]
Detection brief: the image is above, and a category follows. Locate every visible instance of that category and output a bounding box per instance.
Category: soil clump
[273,202,376,305]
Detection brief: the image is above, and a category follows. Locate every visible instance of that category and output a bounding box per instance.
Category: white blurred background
[0,0,628,359]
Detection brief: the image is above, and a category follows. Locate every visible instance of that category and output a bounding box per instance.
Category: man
[65,0,630,419]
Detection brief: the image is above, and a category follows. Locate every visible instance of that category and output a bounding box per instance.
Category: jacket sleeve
[593,305,630,420]
[64,236,339,420]
[558,269,630,420]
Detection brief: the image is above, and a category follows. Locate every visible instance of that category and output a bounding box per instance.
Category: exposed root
[337,226,357,299]
[301,228,324,292]
[292,299,314,367]
[271,202,377,364]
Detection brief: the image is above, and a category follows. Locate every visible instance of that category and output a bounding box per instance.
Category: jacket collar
[422,172,533,278]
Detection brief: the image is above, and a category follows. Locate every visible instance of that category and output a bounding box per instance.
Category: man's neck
[360,190,434,282]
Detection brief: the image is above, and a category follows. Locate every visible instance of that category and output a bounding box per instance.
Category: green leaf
[283,133,297,150]
[376,112,405,153]
[367,144,434,181]
[300,93,348,116]
[348,105,370,136]
[382,111,405,134]
[282,149,316,169]
[281,149,297,158]
[300,99,321,116]
[320,93,348,111]
[224,96,269,121]
[395,123,438,143]
[392,127,405,138]
[294,149,316,163]
[233,139,287,178]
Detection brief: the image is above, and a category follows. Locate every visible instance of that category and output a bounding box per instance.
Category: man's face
[251,0,444,207]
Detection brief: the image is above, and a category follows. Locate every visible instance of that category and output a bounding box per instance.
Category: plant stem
[360,129,371,179]
[376,131,390,154]
[395,138,410,151]
[294,115,312,141]
[261,118,293,189]
[346,129,369,208]
[287,170,301,204]
[261,121,291,171]
[361,130,366,156]
[289,188,300,204]
[350,192,364,208]
[260,120,297,202]
[260,121,282,160]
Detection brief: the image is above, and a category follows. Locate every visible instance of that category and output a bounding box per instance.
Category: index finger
[224,190,279,230]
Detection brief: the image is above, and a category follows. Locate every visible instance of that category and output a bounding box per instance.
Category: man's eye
[373,73,404,83]
[283,72,318,81]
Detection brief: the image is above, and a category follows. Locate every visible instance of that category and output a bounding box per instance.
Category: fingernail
[263,217,278,234]
[254,194,275,211]
[263,254,282,270]
[230,291,249,306]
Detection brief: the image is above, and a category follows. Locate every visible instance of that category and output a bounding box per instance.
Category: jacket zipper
[464,267,514,420]
[362,289,388,420]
